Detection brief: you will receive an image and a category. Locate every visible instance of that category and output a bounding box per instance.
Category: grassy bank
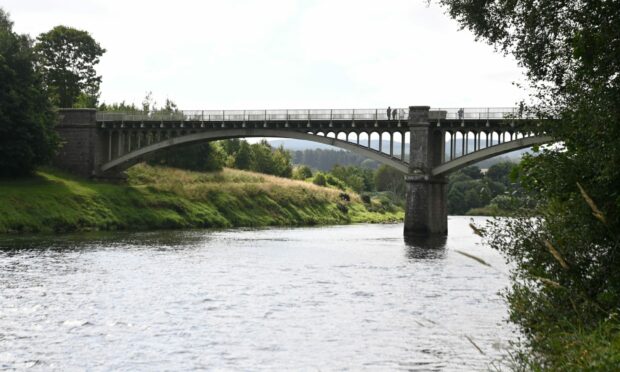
[0,164,403,234]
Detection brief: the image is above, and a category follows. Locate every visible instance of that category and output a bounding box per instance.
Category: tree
[486,161,515,185]
[250,141,276,175]
[35,26,105,107]
[292,165,313,180]
[0,9,58,176]
[234,141,253,170]
[330,165,374,193]
[271,146,293,178]
[312,173,326,186]
[374,165,406,198]
[437,0,620,368]
[148,142,225,172]
[460,165,483,180]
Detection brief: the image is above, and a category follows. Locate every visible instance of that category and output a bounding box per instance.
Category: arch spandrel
[100,129,410,175]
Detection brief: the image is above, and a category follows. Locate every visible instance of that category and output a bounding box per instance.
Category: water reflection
[404,234,447,260]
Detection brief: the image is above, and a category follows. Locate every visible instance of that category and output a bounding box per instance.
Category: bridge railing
[95,107,528,122]
[430,107,538,120]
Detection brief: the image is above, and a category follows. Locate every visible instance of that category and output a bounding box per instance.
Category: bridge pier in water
[404,106,448,236]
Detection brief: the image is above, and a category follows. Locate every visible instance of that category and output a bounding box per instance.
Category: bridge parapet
[96,107,531,124]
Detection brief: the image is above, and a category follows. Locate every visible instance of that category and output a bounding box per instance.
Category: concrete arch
[432,135,553,176]
[100,128,409,174]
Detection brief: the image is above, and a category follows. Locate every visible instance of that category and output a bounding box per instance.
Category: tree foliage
[330,165,374,193]
[0,9,58,176]
[375,165,406,197]
[437,0,620,368]
[148,142,226,172]
[292,165,313,180]
[35,26,105,108]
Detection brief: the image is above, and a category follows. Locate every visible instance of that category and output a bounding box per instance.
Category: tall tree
[35,26,105,107]
[0,8,58,176]
[437,0,620,368]
[234,141,253,170]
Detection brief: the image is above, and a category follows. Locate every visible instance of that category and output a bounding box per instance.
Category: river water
[0,216,515,371]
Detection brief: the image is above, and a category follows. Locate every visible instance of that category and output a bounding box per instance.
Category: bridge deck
[97,107,527,124]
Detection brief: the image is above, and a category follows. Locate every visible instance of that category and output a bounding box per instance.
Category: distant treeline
[290,147,520,171]
[291,149,379,171]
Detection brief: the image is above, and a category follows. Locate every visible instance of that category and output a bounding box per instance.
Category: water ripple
[0,218,516,370]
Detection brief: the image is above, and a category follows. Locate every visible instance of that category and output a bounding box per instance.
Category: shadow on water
[404,235,447,260]
[0,230,209,253]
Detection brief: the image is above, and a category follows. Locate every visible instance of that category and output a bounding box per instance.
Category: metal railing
[430,107,537,120]
[96,107,528,122]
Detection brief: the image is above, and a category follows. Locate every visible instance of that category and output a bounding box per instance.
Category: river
[0,216,515,371]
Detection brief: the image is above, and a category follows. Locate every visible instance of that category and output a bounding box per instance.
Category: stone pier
[403,106,448,236]
[53,108,105,178]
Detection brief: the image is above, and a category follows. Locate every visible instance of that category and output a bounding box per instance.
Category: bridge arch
[100,128,410,175]
[432,135,553,176]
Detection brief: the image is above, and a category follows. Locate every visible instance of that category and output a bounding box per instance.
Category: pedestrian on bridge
[387,106,392,120]
[458,108,464,120]
[392,108,397,120]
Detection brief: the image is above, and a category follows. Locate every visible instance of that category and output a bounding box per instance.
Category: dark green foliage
[312,173,326,186]
[460,165,483,180]
[446,163,517,214]
[0,9,58,177]
[486,161,513,185]
[292,165,313,180]
[220,139,293,177]
[35,25,105,108]
[148,142,226,172]
[374,165,406,198]
[221,138,241,156]
[438,0,620,368]
[330,164,374,193]
[98,101,141,112]
[233,141,252,170]
[249,141,292,177]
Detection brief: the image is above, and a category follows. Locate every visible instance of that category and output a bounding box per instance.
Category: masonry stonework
[403,106,448,236]
[53,109,103,177]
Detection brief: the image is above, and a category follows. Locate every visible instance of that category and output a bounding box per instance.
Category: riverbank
[0,164,403,234]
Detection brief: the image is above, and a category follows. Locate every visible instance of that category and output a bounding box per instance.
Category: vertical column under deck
[403,106,448,236]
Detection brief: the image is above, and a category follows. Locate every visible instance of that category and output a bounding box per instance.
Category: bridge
[54,106,552,236]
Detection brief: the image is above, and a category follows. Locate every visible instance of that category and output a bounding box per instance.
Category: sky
[3,0,527,110]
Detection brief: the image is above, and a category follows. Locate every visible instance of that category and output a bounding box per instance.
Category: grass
[516,319,620,371]
[0,164,403,234]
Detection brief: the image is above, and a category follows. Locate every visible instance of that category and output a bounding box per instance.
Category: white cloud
[2,0,527,109]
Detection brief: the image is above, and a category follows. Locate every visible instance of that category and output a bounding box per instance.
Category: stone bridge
[54,106,552,236]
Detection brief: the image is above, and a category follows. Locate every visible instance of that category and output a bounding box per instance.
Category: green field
[0,164,403,234]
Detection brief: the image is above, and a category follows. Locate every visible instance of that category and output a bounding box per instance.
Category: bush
[292,165,313,180]
[313,173,326,186]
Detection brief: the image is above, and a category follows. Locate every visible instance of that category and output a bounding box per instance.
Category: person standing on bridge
[392,108,397,120]
[458,108,464,120]
[387,106,392,120]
